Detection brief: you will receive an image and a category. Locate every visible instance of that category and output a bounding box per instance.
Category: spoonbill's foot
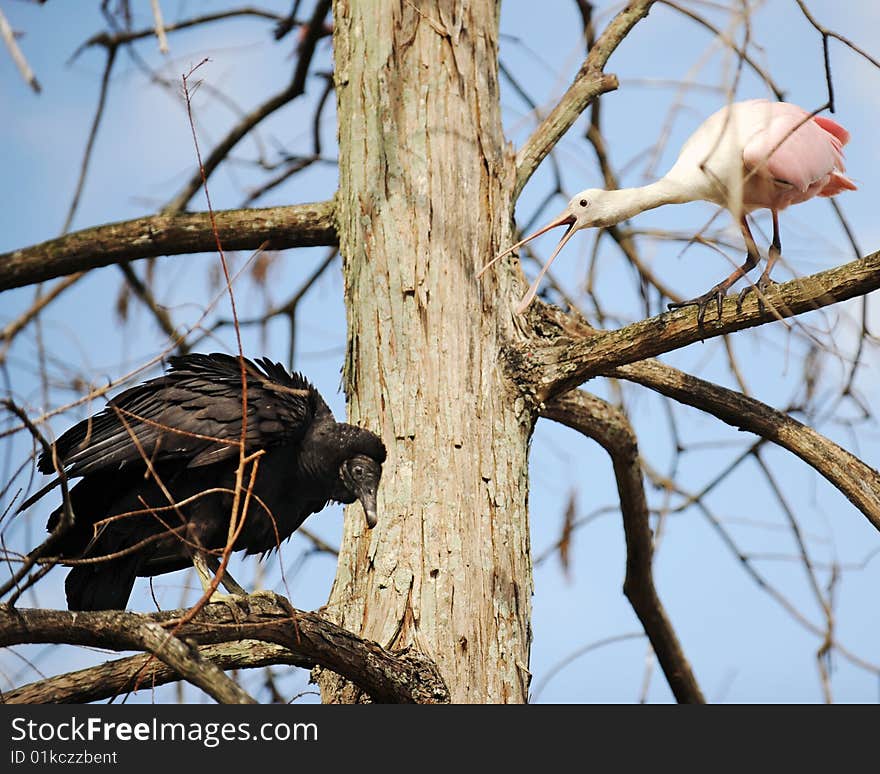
[667,283,728,327]
[736,276,778,314]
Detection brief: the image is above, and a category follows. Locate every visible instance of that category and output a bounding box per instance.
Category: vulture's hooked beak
[476,211,578,313]
[360,494,379,529]
[342,456,382,529]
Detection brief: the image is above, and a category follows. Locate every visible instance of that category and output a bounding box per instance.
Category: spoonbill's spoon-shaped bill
[477,212,578,313]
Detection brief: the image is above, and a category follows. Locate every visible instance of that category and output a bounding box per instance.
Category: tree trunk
[319,0,534,703]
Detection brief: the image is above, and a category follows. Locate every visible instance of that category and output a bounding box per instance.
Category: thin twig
[73,8,285,60]
[62,44,117,235]
[0,7,40,93]
[163,0,332,214]
[149,0,169,54]
[657,0,784,98]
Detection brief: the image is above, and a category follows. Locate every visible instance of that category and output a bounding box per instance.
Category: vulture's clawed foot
[667,283,728,327]
[736,275,778,314]
[209,591,253,623]
[208,589,286,622]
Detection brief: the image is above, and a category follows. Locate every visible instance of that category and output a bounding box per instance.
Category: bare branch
[608,359,880,533]
[0,200,337,291]
[124,618,257,704]
[657,1,784,99]
[515,249,880,401]
[163,0,332,214]
[0,274,82,357]
[0,399,73,602]
[2,640,305,704]
[794,0,880,79]
[61,42,117,235]
[0,594,450,704]
[75,8,285,58]
[117,263,187,352]
[514,0,656,200]
[542,389,705,703]
[0,7,40,94]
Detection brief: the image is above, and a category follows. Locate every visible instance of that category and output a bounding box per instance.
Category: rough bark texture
[3,641,308,704]
[320,0,533,703]
[0,200,336,291]
[0,596,449,704]
[513,250,880,403]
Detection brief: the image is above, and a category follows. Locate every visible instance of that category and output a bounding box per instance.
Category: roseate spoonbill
[480,99,856,323]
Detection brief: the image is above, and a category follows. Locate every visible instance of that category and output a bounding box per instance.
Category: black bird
[22,353,386,611]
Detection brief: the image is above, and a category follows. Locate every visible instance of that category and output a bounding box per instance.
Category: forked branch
[0,594,450,704]
[515,249,880,402]
[3,641,307,704]
[514,0,656,199]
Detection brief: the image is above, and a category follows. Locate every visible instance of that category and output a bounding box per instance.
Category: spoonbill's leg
[738,210,781,314]
[667,215,761,326]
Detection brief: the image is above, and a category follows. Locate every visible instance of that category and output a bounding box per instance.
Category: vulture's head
[338,454,384,528]
[325,424,386,529]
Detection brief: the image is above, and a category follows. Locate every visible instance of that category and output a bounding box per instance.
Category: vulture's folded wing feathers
[38,353,324,478]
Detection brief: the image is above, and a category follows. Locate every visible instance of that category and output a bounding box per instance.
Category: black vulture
[21,352,386,611]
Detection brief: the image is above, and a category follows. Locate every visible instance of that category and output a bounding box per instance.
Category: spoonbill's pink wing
[813,115,851,146]
[817,172,857,197]
[742,103,851,193]
[807,115,856,195]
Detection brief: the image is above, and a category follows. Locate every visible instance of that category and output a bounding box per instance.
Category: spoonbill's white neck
[589,177,696,226]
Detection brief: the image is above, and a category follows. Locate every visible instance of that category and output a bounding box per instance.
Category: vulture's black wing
[37,353,330,480]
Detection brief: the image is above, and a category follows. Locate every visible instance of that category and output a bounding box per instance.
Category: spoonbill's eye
[579,199,589,208]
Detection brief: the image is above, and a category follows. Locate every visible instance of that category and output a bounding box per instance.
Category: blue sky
[1,0,878,703]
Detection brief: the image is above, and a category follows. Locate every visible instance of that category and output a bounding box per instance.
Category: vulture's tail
[64,560,139,611]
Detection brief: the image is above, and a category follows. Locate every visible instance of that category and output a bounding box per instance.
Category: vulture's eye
[579,199,589,208]
[352,465,364,478]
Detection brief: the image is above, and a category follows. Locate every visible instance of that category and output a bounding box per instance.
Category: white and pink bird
[481,99,856,322]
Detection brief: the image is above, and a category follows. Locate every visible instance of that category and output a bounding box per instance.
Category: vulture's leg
[668,215,761,326]
[200,552,279,601]
[192,551,251,620]
[196,552,248,596]
[737,210,781,314]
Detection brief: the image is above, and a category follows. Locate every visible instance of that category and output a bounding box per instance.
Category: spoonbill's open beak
[476,211,578,313]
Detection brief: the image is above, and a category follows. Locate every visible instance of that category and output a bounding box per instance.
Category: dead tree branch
[0,200,337,291]
[0,593,450,704]
[514,0,656,199]
[120,617,257,704]
[541,389,705,703]
[514,249,880,402]
[2,640,306,704]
